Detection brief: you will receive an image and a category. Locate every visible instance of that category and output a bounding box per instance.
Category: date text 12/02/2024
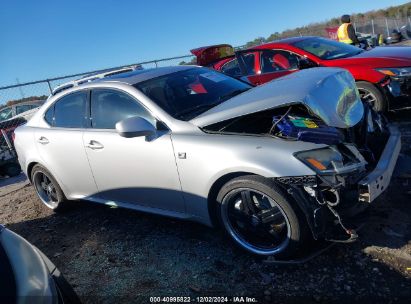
[149,296,258,303]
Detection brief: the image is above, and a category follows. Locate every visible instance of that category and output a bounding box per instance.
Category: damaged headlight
[376,67,411,77]
[294,146,366,175]
[294,147,343,174]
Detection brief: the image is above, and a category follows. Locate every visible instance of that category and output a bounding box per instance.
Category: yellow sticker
[304,120,318,128]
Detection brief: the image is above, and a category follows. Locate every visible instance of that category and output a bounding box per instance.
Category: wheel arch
[26,161,39,183]
[355,80,388,112]
[207,171,257,227]
[26,161,69,198]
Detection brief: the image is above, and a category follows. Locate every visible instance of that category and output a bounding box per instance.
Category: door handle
[37,136,49,144]
[85,140,104,150]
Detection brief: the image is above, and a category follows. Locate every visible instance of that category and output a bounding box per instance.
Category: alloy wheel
[221,188,291,255]
[33,171,59,209]
[358,88,377,108]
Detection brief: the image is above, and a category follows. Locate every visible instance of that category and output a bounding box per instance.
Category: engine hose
[269,106,292,134]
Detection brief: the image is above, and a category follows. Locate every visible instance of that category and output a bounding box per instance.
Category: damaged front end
[199,68,401,243]
[379,73,411,110]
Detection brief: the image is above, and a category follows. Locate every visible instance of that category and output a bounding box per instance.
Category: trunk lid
[190,44,235,66]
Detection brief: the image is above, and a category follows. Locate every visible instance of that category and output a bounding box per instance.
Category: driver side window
[260,50,300,73]
[90,89,155,129]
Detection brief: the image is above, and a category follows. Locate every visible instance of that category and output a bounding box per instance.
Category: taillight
[11,132,15,141]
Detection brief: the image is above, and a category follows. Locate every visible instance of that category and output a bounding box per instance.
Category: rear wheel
[356,81,386,112]
[216,175,309,257]
[31,164,68,212]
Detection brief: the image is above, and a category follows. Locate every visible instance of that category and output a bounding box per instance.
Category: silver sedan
[14,66,400,257]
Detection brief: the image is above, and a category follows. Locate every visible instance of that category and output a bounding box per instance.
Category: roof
[99,65,194,85]
[254,36,315,48]
[51,65,195,96]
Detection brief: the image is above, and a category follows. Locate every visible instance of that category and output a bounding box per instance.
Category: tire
[356,81,386,112]
[216,175,309,258]
[31,164,69,212]
[4,162,21,177]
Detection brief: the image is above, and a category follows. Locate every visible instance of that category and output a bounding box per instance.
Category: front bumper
[283,123,401,242]
[358,124,401,202]
[382,76,411,110]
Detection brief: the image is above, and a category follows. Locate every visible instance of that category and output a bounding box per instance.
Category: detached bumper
[358,124,401,202]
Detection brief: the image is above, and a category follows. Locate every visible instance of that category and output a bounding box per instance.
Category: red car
[191,36,411,112]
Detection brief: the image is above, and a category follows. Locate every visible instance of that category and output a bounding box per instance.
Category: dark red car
[191,36,411,112]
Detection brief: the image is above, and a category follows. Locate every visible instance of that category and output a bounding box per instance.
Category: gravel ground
[1,113,411,303]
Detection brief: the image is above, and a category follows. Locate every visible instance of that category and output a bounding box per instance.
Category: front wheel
[216,175,309,257]
[356,81,386,112]
[31,164,69,212]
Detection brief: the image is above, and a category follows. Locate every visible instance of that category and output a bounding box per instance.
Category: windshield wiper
[218,88,250,102]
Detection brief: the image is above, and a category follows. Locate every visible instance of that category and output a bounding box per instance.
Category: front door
[83,88,185,213]
[236,49,301,85]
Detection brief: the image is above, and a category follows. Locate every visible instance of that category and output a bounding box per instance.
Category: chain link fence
[354,17,411,36]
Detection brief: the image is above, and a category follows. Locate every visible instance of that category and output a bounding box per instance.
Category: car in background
[0,225,80,303]
[0,100,45,122]
[191,36,411,112]
[14,66,400,258]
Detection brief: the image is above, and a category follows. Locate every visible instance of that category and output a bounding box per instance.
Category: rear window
[16,104,37,115]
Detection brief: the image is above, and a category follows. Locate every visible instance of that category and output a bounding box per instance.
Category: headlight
[376,67,411,77]
[294,147,344,174]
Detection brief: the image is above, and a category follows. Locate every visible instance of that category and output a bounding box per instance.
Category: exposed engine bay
[203,104,388,167]
[203,104,396,243]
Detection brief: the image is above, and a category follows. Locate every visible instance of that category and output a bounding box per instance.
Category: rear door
[34,91,98,198]
[82,88,185,212]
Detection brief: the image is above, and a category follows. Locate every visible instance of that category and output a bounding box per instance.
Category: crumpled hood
[190,67,364,129]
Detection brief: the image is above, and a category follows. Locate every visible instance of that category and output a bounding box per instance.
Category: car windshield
[293,37,363,60]
[0,107,13,122]
[135,67,252,120]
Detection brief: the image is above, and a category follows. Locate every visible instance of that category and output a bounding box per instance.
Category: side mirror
[115,116,156,138]
[298,57,317,70]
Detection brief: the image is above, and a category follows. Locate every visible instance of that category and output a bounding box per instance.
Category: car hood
[190,67,364,129]
[348,46,411,62]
